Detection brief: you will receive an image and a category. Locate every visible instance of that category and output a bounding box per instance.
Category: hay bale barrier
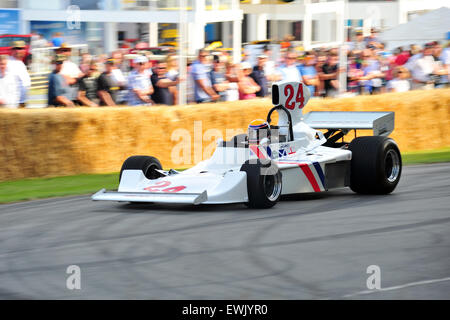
[0,88,449,181]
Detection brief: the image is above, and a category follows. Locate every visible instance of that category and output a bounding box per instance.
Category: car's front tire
[119,156,163,183]
[349,136,402,194]
[240,159,282,208]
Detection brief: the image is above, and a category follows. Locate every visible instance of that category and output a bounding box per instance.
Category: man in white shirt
[0,55,20,108]
[7,41,31,108]
[57,43,83,101]
[406,43,446,90]
[278,50,302,83]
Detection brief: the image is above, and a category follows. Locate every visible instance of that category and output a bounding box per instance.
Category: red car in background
[0,34,33,65]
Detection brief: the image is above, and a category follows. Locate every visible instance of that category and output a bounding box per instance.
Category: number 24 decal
[284,83,305,110]
[144,181,186,193]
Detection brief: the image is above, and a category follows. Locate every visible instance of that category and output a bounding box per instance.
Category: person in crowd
[186,58,196,103]
[393,47,410,66]
[191,49,219,103]
[320,51,340,97]
[238,62,260,100]
[97,58,124,106]
[351,29,366,54]
[166,54,180,81]
[432,41,449,88]
[386,66,411,93]
[0,55,20,108]
[112,50,127,73]
[79,53,93,75]
[314,51,328,97]
[77,61,100,107]
[166,54,180,105]
[359,49,384,94]
[262,46,281,83]
[57,43,84,104]
[127,55,154,106]
[347,52,364,94]
[210,55,230,101]
[406,43,447,90]
[224,61,240,102]
[47,55,74,107]
[298,52,319,96]
[110,53,128,104]
[30,32,48,49]
[7,41,31,108]
[151,60,181,105]
[250,55,269,97]
[364,28,381,48]
[279,50,302,82]
[51,32,64,48]
[439,43,450,87]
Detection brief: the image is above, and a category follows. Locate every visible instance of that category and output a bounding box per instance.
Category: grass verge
[1,148,449,204]
[402,147,450,165]
[0,173,118,204]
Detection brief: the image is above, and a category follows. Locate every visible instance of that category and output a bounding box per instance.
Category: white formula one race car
[92,81,402,208]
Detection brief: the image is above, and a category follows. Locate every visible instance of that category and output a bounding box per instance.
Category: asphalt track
[0,163,449,300]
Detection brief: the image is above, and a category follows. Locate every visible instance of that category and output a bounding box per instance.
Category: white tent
[380,7,450,50]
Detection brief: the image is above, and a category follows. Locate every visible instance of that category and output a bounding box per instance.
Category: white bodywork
[92,81,394,205]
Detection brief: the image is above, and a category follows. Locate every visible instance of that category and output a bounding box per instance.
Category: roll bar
[266,105,295,142]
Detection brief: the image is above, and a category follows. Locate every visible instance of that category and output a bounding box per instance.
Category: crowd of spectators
[0,27,449,108]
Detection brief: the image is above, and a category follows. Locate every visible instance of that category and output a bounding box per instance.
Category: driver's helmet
[248,119,271,145]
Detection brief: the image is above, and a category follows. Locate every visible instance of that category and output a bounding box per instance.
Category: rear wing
[303,111,395,136]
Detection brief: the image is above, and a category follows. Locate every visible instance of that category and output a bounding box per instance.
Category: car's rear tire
[349,136,402,194]
[119,156,163,183]
[240,159,282,208]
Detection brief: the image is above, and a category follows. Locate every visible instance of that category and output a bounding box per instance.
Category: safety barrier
[0,88,449,181]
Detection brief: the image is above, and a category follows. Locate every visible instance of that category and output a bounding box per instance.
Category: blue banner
[0,9,21,35]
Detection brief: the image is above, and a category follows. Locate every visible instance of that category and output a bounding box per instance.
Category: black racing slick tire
[349,136,402,194]
[119,156,163,183]
[240,159,282,209]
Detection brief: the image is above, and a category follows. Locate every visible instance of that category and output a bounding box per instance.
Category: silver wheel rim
[385,149,400,183]
[264,173,282,201]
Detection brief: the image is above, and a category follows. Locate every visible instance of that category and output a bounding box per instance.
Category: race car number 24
[144,181,186,193]
[284,83,305,110]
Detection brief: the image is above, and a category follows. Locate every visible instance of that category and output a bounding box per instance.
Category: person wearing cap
[0,55,20,108]
[238,62,260,100]
[57,43,83,102]
[127,55,154,106]
[6,40,31,108]
[47,55,74,107]
[250,55,269,97]
[364,28,381,47]
[97,58,125,106]
[190,49,219,103]
[77,61,100,107]
[351,29,366,53]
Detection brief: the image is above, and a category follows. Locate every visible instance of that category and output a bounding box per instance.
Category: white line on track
[342,276,450,298]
